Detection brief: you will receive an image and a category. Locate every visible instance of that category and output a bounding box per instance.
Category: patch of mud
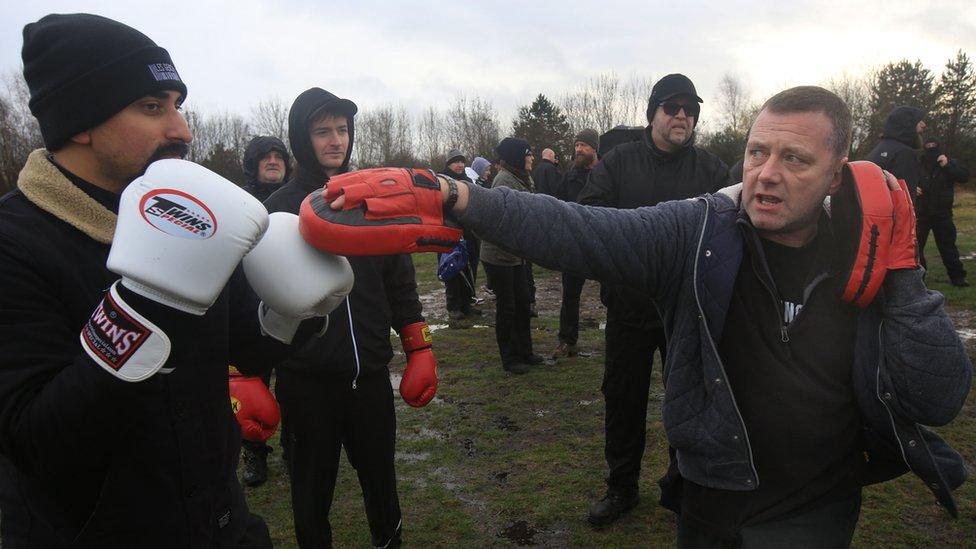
[495,415,521,432]
[499,520,537,546]
[493,471,509,483]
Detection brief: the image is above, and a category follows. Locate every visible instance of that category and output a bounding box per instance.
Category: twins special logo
[139,189,217,239]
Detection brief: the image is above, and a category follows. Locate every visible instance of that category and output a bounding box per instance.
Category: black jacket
[578,127,730,328]
[917,148,970,215]
[241,136,290,202]
[264,88,423,381]
[865,106,925,197]
[531,159,561,197]
[0,151,290,546]
[559,165,592,203]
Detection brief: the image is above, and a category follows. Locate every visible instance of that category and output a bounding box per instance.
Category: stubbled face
[741,109,846,247]
[448,159,466,173]
[651,95,697,152]
[85,90,191,188]
[574,141,597,168]
[257,150,286,184]
[309,114,349,175]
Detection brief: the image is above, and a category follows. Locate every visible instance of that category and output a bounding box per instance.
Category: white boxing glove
[82,160,269,382]
[243,212,354,344]
[107,159,269,314]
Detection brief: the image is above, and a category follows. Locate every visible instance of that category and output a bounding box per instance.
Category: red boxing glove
[831,161,894,308]
[398,322,438,407]
[888,177,920,271]
[228,367,281,442]
[299,168,462,256]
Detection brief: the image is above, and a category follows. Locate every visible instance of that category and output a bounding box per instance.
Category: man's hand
[327,173,471,215]
[299,168,464,256]
[886,172,919,271]
[938,154,949,167]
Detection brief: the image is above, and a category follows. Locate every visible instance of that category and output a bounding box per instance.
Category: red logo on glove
[139,189,217,239]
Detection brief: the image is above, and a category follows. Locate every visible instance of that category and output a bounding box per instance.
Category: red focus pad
[228,367,281,442]
[831,161,894,308]
[300,168,463,256]
[888,177,920,270]
[399,322,438,407]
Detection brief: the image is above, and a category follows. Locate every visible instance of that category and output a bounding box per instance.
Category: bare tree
[715,73,751,134]
[416,106,445,168]
[0,71,43,192]
[443,94,501,164]
[249,96,289,144]
[824,72,872,155]
[618,73,655,126]
[355,104,415,167]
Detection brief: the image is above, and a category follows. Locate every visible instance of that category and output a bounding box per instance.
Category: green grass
[244,197,976,547]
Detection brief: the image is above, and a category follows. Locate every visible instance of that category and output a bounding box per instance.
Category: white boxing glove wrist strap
[80,281,172,382]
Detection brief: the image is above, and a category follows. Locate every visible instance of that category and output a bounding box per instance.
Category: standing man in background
[551,129,600,361]
[578,73,729,526]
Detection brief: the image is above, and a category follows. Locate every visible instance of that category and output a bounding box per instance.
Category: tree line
[1,52,974,192]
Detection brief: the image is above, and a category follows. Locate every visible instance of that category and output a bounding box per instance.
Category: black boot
[587,489,639,526]
[241,441,271,487]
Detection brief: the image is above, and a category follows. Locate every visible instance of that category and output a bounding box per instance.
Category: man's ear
[828,156,849,195]
[69,130,92,145]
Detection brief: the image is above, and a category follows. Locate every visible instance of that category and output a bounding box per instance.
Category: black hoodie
[917,140,971,214]
[264,88,423,380]
[864,106,925,197]
[241,135,291,202]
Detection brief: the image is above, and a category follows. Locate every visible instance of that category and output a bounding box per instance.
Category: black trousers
[676,491,861,548]
[525,262,536,304]
[483,262,534,366]
[601,316,667,493]
[918,210,966,281]
[557,272,586,345]
[277,369,401,549]
[466,235,480,290]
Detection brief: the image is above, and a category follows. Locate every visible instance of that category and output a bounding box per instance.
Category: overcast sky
[4,1,975,125]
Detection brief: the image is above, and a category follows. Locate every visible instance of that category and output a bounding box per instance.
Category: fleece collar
[17,149,116,244]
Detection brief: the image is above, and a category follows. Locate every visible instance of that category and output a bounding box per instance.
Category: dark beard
[134,142,190,181]
[574,152,595,169]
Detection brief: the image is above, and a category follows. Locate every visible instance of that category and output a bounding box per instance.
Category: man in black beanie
[578,73,730,526]
[0,13,291,547]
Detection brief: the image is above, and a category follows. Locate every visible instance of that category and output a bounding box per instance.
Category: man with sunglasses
[577,73,731,526]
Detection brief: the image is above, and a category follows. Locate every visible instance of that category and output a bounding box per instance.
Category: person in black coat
[264,87,424,549]
[577,73,730,526]
[864,105,926,197]
[916,138,971,286]
[242,135,291,202]
[238,134,293,488]
[439,150,481,320]
[0,13,299,547]
[532,148,562,197]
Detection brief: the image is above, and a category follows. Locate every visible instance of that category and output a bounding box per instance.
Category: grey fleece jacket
[458,181,972,515]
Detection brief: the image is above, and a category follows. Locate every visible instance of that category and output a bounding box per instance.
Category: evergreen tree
[864,60,935,154]
[933,50,976,151]
[511,94,573,165]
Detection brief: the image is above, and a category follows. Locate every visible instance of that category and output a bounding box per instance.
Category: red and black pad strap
[299,168,462,256]
[831,161,894,308]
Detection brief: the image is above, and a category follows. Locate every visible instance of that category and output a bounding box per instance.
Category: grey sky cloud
[3,0,975,125]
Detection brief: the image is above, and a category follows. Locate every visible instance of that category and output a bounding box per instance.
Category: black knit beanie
[495,137,532,171]
[22,13,188,150]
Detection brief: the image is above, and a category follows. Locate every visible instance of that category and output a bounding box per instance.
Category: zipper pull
[781,325,790,343]
[352,379,357,390]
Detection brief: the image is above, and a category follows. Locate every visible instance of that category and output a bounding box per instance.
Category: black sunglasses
[660,102,700,117]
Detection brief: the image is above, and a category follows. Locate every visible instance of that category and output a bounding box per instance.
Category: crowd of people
[0,12,972,549]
